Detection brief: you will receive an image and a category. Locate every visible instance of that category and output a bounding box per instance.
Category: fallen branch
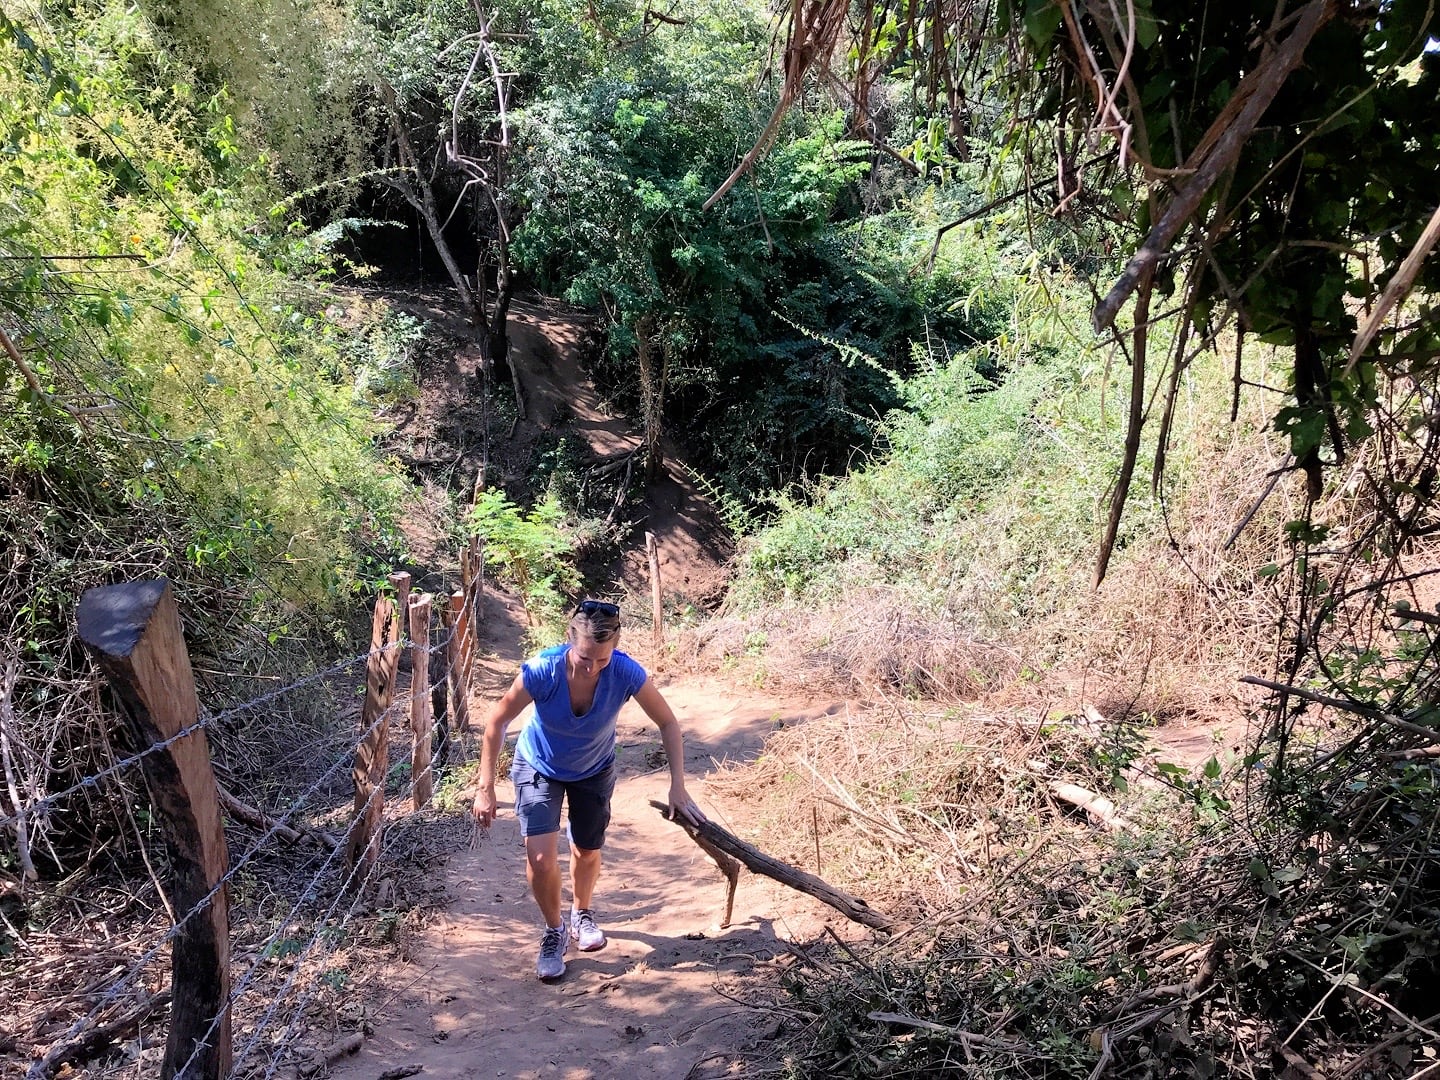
[647,800,742,926]
[27,990,172,1080]
[867,1011,1023,1053]
[219,787,340,850]
[1107,937,1226,1017]
[589,448,642,479]
[649,800,894,932]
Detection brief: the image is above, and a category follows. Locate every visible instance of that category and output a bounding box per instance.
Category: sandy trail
[332,294,843,1078]
[330,677,847,1080]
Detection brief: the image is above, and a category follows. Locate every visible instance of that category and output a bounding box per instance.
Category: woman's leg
[512,757,566,927]
[524,832,564,927]
[571,845,602,910]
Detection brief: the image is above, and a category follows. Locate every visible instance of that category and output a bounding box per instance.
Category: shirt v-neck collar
[562,644,602,719]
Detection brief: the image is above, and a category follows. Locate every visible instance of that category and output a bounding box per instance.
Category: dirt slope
[504,298,734,607]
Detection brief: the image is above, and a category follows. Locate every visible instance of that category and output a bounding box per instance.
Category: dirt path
[504,299,734,607]
[330,675,847,1080]
[329,294,847,1078]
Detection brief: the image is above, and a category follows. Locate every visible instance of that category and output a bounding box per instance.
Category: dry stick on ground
[1106,936,1226,1019]
[27,990,172,1080]
[866,1011,1024,1055]
[649,800,894,932]
[218,787,339,850]
[296,1032,364,1077]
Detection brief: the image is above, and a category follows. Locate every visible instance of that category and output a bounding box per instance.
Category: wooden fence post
[445,591,471,734]
[646,531,663,656]
[345,589,402,884]
[408,593,434,809]
[463,536,482,673]
[391,572,411,632]
[76,579,231,1080]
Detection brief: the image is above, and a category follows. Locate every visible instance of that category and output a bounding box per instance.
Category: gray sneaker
[571,907,606,952]
[536,923,570,980]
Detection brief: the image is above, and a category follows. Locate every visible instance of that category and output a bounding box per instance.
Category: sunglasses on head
[574,599,620,618]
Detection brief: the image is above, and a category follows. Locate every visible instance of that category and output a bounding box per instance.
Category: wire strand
[23,703,399,1080]
[0,642,400,833]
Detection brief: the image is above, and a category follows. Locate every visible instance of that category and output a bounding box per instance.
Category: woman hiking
[471,599,705,979]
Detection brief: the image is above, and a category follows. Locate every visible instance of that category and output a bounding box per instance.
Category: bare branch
[1092,0,1336,333]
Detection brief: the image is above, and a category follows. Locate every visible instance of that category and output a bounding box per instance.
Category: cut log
[649,801,893,932]
[1049,782,1135,833]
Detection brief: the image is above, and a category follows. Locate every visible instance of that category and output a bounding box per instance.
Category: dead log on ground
[1049,782,1135,833]
[27,990,172,1080]
[649,800,893,932]
[219,787,339,850]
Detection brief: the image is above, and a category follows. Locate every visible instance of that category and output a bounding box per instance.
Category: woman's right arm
[472,672,534,827]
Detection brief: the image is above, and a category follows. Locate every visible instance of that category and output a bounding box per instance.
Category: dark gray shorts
[510,757,616,850]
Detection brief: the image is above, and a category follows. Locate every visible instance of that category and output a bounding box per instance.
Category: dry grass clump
[706,699,1145,919]
[674,589,1021,701]
[1018,428,1300,721]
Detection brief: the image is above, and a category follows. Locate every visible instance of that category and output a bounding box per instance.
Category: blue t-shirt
[515,644,648,782]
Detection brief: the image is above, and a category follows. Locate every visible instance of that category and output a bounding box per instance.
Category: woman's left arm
[633,680,706,824]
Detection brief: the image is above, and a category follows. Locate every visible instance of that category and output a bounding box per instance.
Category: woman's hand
[666,781,705,825]
[472,784,497,828]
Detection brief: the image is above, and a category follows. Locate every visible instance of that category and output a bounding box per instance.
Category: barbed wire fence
[2,539,486,1080]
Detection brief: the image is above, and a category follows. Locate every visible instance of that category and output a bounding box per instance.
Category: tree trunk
[636,317,666,484]
[482,236,522,420]
[377,83,484,328]
[412,187,482,327]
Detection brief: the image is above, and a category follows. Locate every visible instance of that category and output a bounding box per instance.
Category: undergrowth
[717,695,1440,1077]
[0,6,418,873]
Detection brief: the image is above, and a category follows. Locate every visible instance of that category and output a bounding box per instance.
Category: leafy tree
[351,0,521,380]
[749,0,1440,579]
[467,489,578,629]
[506,5,1016,499]
[1,1,415,865]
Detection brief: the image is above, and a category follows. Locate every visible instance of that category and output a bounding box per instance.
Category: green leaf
[1132,0,1160,49]
[1022,0,1062,49]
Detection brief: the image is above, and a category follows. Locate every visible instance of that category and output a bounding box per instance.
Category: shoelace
[541,928,565,958]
